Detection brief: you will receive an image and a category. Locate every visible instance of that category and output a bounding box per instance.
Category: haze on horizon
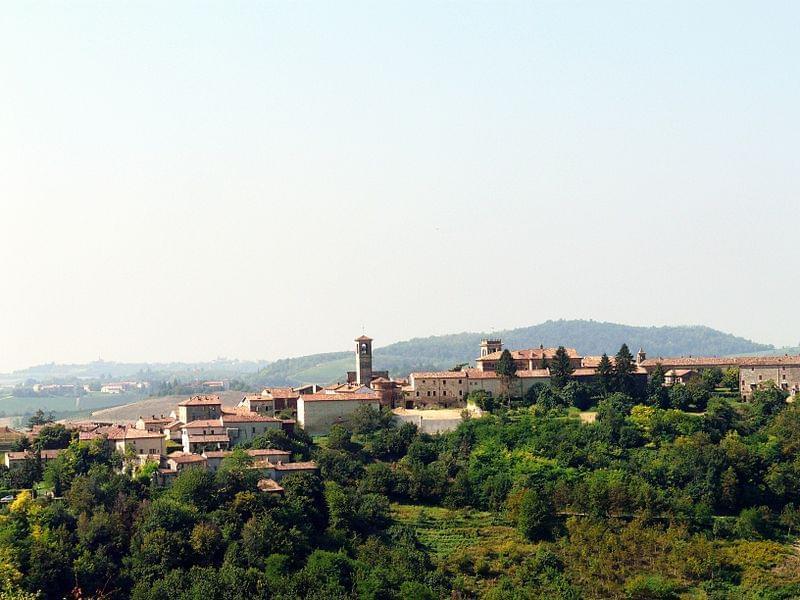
[1,2,798,373]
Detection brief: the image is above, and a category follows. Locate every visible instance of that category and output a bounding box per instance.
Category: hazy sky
[1,2,799,372]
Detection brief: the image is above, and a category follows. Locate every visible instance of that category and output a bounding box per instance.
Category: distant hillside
[0,358,270,386]
[248,320,773,387]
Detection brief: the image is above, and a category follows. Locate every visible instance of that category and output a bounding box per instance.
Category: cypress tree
[597,353,613,394]
[550,346,574,389]
[614,344,636,396]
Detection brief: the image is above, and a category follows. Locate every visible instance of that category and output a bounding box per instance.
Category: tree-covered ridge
[249,320,772,386]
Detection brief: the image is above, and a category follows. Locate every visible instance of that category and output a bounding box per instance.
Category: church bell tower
[355,335,373,385]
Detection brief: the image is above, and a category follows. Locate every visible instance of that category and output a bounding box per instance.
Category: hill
[0,358,269,386]
[248,319,773,387]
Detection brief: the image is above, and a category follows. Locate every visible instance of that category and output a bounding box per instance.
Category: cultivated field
[89,390,247,423]
[0,391,143,419]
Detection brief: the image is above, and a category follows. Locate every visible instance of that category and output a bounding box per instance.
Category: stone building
[106,427,166,457]
[475,341,583,372]
[176,395,222,424]
[296,391,381,436]
[639,354,800,399]
[406,339,647,408]
[4,449,64,469]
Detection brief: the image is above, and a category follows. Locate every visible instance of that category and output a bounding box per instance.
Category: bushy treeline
[314,382,800,597]
[0,426,448,600]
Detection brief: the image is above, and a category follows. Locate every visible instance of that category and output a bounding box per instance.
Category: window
[252,427,256,433]
[426,391,430,397]
[759,375,763,381]
[416,391,419,397]
[433,391,436,396]
[443,391,447,396]
[459,390,463,396]
[458,380,462,384]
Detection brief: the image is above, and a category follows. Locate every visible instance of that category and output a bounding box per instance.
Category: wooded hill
[248,320,772,387]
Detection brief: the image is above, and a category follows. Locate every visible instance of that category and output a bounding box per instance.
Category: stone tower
[636,348,647,365]
[480,339,502,358]
[355,335,373,385]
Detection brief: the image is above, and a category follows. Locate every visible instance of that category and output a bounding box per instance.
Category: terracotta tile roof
[178,395,222,406]
[139,417,172,424]
[355,335,373,342]
[580,356,604,368]
[108,428,164,440]
[262,388,299,399]
[666,369,695,377]
[187,434,230,443]
[516,369,551,378]
[241,395,273,403]
[299,392,381,403]
[572,366,646,376]
[203,450,232,459]
[462,369,498,379]
[168,452,207,464]
[477,347,581,362]
[5,449,64,461]
[325,383,370,392]
[411,371,467,379]
[257,478,284,493]
[639,355,800,368]
[183,419,223,428]
[272,461,318,471]
[246,449,291,458]
[4,452,29,461]
[221,412,281,423]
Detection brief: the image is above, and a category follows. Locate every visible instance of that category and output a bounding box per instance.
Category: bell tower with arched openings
[355,335,373,385]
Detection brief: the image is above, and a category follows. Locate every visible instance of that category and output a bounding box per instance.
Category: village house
[252,459,320,481]
[219,410,286,444]
[135,415,172,433]
[3,449,64,469]
[264,388,302,412]
[175,395,222,425]
[163,420,184,442]
[664,369,699,386]
[106,426,166,457]
[296,391,382,436]
[201,448,294,472]
[180,419,230,453]
[237,394,275,415]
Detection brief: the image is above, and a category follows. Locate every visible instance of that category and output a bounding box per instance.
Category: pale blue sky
[1,2,798,371]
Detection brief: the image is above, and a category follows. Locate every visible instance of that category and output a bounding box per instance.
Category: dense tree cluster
[0,423,447,599]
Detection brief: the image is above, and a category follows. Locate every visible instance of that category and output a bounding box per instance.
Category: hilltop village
[5,334,800,486]
[5,333,800,598]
